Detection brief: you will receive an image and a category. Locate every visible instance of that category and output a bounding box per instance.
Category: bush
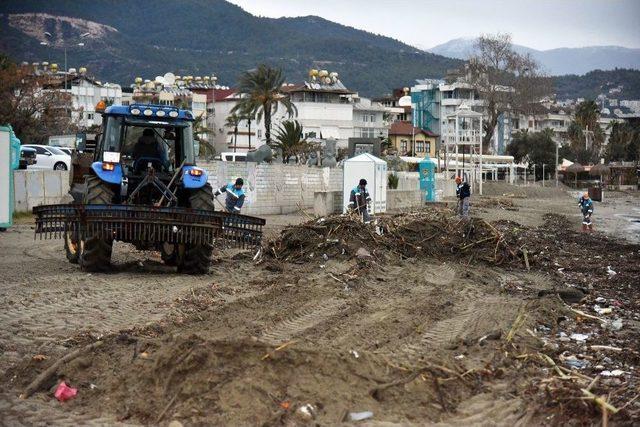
[388,173,399,189]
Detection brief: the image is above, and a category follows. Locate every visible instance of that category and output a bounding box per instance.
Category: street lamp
[43,31,90,90]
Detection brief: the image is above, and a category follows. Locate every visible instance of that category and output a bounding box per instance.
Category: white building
[352,97,388,139]
[212,72,388,154]
[69,75,122,129]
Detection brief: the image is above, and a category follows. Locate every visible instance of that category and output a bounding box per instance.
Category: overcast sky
[228,0,640,50]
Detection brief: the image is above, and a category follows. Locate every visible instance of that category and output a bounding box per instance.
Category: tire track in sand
[260,299,346,345]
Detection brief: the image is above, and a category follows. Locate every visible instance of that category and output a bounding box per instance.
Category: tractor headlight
[156,110,166,117]
[131,108,141,115]
[188,168,203,177]
[143,109,153,116]
[168,111,179,118]
[102,163,115,171]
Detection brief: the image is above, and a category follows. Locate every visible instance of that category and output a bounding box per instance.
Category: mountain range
[0,0,461,96]
[429,38,640,76]
[0,0,639,100]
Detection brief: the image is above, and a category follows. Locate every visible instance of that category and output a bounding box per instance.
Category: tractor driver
[132,128,166,170]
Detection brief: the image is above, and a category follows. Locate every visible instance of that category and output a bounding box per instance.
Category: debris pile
[264,208,524,265]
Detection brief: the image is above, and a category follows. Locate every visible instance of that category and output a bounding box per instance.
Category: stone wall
[199,161,343,215]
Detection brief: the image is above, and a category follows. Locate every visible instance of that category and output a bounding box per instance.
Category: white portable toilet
[343,153,387,214]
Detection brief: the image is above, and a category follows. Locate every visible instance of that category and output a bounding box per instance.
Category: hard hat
[455,176,462,183]
[583,192,590,199]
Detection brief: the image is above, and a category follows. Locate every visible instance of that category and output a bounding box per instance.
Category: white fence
[14,170,70,212]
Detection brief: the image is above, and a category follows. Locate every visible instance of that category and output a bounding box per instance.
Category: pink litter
[54,382,77,402]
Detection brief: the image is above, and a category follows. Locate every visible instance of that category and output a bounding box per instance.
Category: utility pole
[542,164,546,187]
[555,139,559,187]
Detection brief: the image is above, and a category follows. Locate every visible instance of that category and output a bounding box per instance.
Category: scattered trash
[54,382,77,402]
[90,383,97,390]
[350,350,360,359]
[279,401,291,410]
[594,306,612,315]
[606,266,617,276]
[570,333,589,342]
[168,421,184,427]
[348,411,374,421]
[606,318,623,331]
[601,369,625,377]
[356,247,371,258]
[322,253,329,261]
[31,354,47,361]
[296,403,316,420]
[595,297,607,303]
[455,354,465,360]
[563,356,589,369]
[139,351,150,359]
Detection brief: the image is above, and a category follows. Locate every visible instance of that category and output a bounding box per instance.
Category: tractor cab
[93,104,207,205]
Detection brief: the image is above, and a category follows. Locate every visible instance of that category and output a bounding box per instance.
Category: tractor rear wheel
[64,230,80,263]
[160,242,178,266]
[79,176,114,272]
[177,183,214,274]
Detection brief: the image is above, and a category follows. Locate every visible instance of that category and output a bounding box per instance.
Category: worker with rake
[348,179,372,223]
[455,176,471,219]
[578,192,594,232]
[215,177,245,213]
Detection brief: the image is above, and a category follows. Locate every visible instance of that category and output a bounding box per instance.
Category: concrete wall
[199,161,343,215]
[14,170,70,212]
[387,189,425,211]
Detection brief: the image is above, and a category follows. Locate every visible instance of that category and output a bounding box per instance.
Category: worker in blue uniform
[215,177,245,213]
[578,191,594,232]
[455,176,471,218]
[348,178,372,223]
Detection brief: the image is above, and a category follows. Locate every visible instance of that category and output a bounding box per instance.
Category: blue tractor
[33,104,264,273]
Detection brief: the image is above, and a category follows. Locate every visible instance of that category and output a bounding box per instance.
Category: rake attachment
[33,204,265,249]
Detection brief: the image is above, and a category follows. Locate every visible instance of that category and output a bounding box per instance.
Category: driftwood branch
[20,341,104,399]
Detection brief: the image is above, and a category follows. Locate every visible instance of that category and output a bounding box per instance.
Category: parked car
[56,147,74,156]
[19,146,37,169]
[218,152,247,162]
[23,144,71,170]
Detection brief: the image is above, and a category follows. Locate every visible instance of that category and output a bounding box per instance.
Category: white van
[218,152,247,162]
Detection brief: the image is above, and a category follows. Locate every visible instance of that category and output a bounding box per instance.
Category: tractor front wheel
[79,176,114,272]
[177,183,214,274]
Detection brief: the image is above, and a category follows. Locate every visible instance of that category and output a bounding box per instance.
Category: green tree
[605,121,635,162]
[567,100,605,163]
[272,120,307,163]
[232,64,296,146]
[506,129,556,180]
[192,113,215,159]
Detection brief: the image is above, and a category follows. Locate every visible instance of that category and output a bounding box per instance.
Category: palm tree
[231,64,296,146]
[272,120,305,164]
[225,113,241,153]
[192,113,215,160]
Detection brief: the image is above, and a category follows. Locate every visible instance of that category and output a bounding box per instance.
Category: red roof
[389,121,438,137]
[213,88,236,102]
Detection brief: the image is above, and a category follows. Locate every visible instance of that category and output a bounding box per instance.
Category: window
[87,113,94,120]
[370,114,375,122]
[528,120,534,128]
[258,129,262,138]
[192,102,206,111]
[362,115,369,123]
[416,141,425,152]
[122,100,130,106]
[360,128,375,138]
[400,139,408,153]
[425,142,431,154]
[32,146,48,155]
